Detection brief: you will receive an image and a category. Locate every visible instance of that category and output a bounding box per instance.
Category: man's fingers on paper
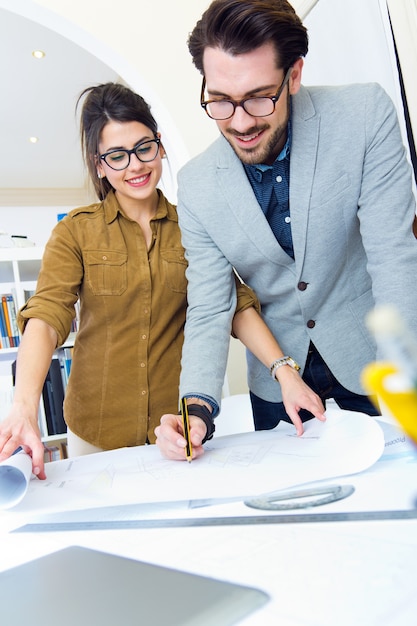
[286,411,304,436]
[299,395,327,424]
[309,399,327,422]
[286,397,326,436]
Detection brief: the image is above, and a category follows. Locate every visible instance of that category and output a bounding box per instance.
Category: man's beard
[222,94,290,165]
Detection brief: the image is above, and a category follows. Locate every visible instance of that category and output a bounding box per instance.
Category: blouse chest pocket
[85,250,128,296]
[160,249,188,294]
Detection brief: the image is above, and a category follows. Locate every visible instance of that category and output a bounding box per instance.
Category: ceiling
[0,7,119,202]
[0,0,320,208]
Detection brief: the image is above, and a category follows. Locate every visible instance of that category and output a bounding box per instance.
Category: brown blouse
[18,190,258,449]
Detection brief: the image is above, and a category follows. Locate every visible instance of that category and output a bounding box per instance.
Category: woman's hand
[0,405,46,479]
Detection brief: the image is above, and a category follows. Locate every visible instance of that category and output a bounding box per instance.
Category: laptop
[0,545,269,625]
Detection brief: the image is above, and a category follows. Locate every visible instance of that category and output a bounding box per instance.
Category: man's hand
[277,366,326,436]
[0,410,46,479]
[155,413,208,460]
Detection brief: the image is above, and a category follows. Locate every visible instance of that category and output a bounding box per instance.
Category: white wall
[29,0,217,162]
[303,0,411,158]
[0,206,65,247]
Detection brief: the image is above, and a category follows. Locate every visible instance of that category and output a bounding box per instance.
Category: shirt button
[307,320,316,329]
[276,175,283,183]
[141,390,147,396]
[298,281,308,291]
[141,334,147,340]
[285,216,291,223]
[140,362,146,368]
[102,255,107,261]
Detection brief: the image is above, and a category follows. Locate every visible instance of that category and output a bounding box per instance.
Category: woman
[0,83,324,477]
[0,83,189,477]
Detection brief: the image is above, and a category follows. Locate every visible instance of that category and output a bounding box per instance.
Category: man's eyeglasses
[200,67,292,121]
[99,138,160,171]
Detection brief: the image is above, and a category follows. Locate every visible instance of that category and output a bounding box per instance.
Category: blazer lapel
[290,86,320,267]
[215,136,294,265]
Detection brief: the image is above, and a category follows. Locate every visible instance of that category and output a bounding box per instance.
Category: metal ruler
[14,508,417,533]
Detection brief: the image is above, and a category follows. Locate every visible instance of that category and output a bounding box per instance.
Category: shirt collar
[103,190,122,224]
[103,189,177,224]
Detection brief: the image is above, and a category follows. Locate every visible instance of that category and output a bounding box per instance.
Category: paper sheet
[1,408,385,512]
[0,450,32,509]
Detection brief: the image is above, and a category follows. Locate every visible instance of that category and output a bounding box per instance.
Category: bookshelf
[0,246,71,459]
[0,246,44,310]
[0,246,44,372]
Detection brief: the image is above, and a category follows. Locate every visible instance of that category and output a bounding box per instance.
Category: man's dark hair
[188,0,308,74]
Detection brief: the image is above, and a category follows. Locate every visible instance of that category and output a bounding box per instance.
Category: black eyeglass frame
[99,137,161,171]
[200,66,292,120]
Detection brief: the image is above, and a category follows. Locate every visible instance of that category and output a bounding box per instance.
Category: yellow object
[361,362,417,444]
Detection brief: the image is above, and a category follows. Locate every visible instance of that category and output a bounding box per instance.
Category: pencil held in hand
[181,398,193,462]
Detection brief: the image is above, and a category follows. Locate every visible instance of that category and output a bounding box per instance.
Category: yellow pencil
[180,397,193,462]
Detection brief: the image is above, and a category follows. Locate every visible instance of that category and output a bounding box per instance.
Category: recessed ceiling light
[29,136,39,143]
[32,50,46,59]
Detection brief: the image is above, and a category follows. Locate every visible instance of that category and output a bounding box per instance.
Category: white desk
[1,415,417,626]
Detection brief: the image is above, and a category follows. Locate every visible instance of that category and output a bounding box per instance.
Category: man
[155,0,417,460]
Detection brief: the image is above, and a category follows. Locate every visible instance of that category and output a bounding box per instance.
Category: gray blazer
[177,83,417,409]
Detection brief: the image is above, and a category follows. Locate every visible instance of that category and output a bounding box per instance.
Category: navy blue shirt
[244,124,294,259]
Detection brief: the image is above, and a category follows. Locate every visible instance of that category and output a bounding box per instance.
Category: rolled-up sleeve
[235,275,261,316]
[18,219,82,347]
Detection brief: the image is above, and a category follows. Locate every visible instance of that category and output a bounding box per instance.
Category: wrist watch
[270,356,300,379]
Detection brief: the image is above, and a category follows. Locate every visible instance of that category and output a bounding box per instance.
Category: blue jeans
[250,343,379,430]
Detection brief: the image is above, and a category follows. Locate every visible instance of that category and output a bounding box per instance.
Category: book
[0,298,10,348]
[43,444,61,462]
[41,359,66,436]
[23,288,35,302]
[1,295,13,347]
[6,294,20,347]
[57,346,73,388]
[71,299,80,333]
[12,357,67,438]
